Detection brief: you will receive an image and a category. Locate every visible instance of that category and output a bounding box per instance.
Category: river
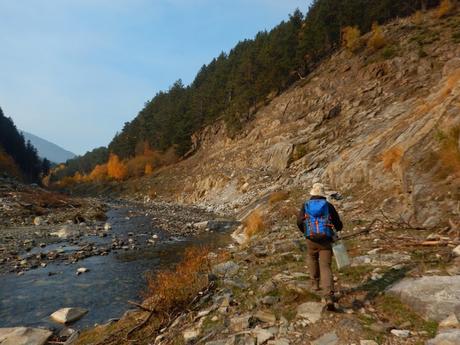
[0,204,234,330]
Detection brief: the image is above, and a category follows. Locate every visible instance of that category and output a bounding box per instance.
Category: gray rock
[439,314,459,329]
[267,339,290,345]
[230,314,252,332]
[360,341,378,345]
[391,329,410,338]
[387,275,460,321]
[261,296,279,306]
[259,280,276,295]
[0,327,52,345]
[265,142,294,171]
[443,57,460,77]
[50,307,88,324]
[212,261,240,278]
[453,245,460,257]
[296,302,323,324]
[427,329,460,345]
[252,327,275,344]
[51,225,79,239]
[351,252,411,267]
[311,331,338,345]
[254,310,276,324]
[33,217,42,226]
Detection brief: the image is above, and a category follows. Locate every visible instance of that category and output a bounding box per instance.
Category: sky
[0,0,310,155]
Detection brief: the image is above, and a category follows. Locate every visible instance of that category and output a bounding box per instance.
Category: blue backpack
[303,199,334,239]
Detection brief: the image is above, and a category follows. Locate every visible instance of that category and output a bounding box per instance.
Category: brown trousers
[306,238,333,296]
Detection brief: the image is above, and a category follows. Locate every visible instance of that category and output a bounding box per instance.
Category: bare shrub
[382,146,403,171]
[269,191,290,205]
[244,209,265,238]
[143,246,211,313]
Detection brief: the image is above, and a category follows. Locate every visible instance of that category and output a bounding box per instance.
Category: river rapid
[0,203,235,331]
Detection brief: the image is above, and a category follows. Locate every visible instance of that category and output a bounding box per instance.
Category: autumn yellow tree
[367,23,386,51]
[144,163,153,175]
[437,0,455,18]
[107,153,127,180]
[342,26,361,52]
[89,164,108,181]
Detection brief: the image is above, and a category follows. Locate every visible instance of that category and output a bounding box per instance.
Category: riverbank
[71,189,460,345]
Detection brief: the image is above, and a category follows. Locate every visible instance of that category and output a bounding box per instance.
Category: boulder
[50,307,88,324]
[311,331,338,345]
[439,314,459,329]
[296,302,323,324]
[387,275,460,321]
[33,217,42,226]
[265,142,294,171]
[0,327,52,345]
[427,329,460,345]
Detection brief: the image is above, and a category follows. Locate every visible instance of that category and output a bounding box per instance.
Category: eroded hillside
[136,11,460,228]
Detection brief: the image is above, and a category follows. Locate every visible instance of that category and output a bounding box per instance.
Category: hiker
[297,182,343,309]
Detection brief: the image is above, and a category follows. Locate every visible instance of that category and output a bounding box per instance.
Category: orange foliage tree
[107,153,127,180]
[89,164,108,181]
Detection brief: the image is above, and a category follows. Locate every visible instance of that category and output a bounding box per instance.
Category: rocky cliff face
[142,12,460,228]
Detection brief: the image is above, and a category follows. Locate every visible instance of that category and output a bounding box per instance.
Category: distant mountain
[21,131,76,164]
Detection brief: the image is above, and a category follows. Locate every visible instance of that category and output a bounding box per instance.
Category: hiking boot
[324,294,336,311]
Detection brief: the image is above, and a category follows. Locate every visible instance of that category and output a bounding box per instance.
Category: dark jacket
[296,196,343,235]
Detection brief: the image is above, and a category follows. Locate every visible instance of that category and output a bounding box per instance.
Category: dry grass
[382,146,403,171]
[269,191,290,205]
[412,10,424,25]
[244,209,265,238]
[143,246,211,313]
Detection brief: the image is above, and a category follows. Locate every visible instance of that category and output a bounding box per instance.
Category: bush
[437,0,455,18]
[412,10,423,25]
[143,247,211,313]
[342,26,361,52]
[244,209,265,238]
[367,23,386,51]
[382,146,403,171]
[89,164,108,181]
[381,44,398,59]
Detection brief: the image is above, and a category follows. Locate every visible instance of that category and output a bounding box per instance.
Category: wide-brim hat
[310,183,326,197]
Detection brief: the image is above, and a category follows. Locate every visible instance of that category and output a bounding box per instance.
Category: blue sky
[0,0,309,155]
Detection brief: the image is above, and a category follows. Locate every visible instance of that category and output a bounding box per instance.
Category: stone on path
[453,245,460,257]
[212,261,240,278]
[0,327,52,345]
[439,314,459,329]
[183,328,200,343]
[267,339,290,345]
[390,329,410,338]
[351,252,410,267]
[230,314,252,332]
[360,341,378,345]
[254,310,276,324]
[311,331,338,345]
[252,327,275,345]
[51,225,79,239]
[427,329,460,345]
[387,275,460,321]
[33,217,42,226]
[50,307,88,324]
[296,302,323,324]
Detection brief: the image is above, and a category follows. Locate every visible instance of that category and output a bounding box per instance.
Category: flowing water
[0,205,234,330]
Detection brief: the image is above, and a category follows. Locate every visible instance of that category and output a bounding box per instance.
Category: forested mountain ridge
[107,0,441,160]
[0,108,50,182]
